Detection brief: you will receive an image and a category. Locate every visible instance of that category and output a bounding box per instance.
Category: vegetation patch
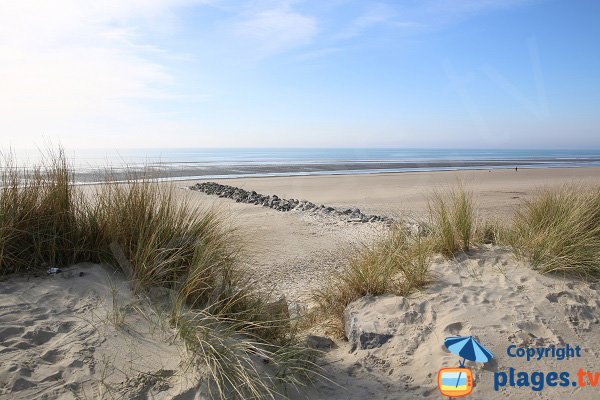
[427,184,476,257]
[0,150,321,399]
[313,227,432,335]
[511,185,600,276]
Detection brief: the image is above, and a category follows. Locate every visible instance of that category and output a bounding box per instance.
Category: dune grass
[510,185,600,276]
[175,304,321,400]
[313,227,432,335]
[474,218,509,246]
[0,150,89,274]
[85,179,240,302]
[427,185,475,256]
[0,150,320,399]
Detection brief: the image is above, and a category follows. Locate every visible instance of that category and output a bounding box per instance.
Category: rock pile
[189,182,393,224]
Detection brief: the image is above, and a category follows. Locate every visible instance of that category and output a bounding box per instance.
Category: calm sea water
[9,148,600,183]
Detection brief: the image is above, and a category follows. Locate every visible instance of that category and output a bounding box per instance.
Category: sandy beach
[182,166,600,218]
[177,167,600,301]
[186,167,600,399]
[5,1,599,397]
[2,166,600,399]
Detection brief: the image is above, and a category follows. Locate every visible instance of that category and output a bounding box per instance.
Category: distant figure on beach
[515,167,518,172]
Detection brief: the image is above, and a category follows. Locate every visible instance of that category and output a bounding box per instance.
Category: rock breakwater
[189,182,393,224]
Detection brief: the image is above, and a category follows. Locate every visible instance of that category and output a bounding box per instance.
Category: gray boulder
[265,297,290,320]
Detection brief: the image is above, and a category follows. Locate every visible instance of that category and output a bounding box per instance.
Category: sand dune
[304,248,600,399]
[0,264,199,399]
[3,250,598,399]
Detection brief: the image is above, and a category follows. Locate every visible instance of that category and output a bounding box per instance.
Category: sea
[7,148,600,183]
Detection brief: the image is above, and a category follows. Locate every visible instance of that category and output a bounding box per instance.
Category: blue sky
[1,0,599,149]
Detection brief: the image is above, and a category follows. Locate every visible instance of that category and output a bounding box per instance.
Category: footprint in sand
[508,319,562,347]
[0,300,99,397]
[443,321,467,336]
[546,291,588,305]
[0,326,24,342]
[22,328,56,345]
[546,291,599,332]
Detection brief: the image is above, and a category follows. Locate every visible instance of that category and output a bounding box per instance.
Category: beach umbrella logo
[438,336,494,398]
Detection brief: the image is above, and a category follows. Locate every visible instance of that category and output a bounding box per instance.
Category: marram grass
[0,149,87,273]
[0,150,321,399]
[427,184,475,256]
[313,226,432,335]
[511,184,600,276]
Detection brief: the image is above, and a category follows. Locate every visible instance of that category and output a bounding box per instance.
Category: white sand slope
[1,252,599,399]
[0,264,200,400]
[303,247,600,399]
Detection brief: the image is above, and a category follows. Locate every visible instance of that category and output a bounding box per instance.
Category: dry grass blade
[173,303,323,400]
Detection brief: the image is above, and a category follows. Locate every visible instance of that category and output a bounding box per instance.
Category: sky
[1,0,599,149]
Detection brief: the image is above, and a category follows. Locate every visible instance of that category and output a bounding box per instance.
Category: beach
[2,166,600,399]
[5,0,600,397]
[182,166,600,218]
[177,167,600,300]
[185,167,600,399]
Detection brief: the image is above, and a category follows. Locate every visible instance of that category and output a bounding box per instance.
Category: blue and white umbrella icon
[444,335,494,366]
[444,336,494,389]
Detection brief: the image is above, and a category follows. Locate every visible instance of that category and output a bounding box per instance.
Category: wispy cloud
[332,0,531,41]
[295,47,343,61]
[232,4,318,56]
[313,0,524,59]
[483,37,549,119]
[0,0,210,147]
[335,3,394,40]
[335,3,422,40]
[420,0,533,19]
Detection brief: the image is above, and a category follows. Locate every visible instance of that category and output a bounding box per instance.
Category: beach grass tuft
[0,149,88,274]
[475,218,509,246]
[313,226,432,335]
[174,304,322,400]
[510,184,600,276]
[427,184,475,256]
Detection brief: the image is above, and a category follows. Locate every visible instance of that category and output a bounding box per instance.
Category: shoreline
[73,163,600,185]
